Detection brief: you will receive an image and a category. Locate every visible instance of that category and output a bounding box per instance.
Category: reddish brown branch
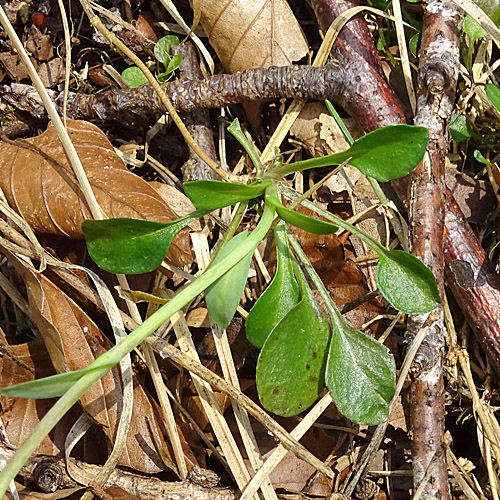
[444,190,500,370]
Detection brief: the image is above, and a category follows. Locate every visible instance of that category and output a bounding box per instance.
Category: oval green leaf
[184,180,271,210]
[333,125,428,181]
[450,114,475,142]
[206,231,254,328]
[266,195,338,235]
[486,84,500,113]
[83,211,203,274]
[463,14,488,42]
[154,35,181,65]
[256,267,331,417]
[376,250,441,314]
[326,317,396,425]
[121,67,148,88]
[246,222,300,348]
[284,125,428,182]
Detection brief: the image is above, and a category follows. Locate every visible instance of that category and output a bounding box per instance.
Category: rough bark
[0,442,237,499]
[405,1,461,497]
[444,190,500,373]
[2,63,403,125]
[172,42,219,181]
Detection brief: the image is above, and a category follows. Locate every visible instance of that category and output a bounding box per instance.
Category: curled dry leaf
[195,0,308,73]
[5,252,173,473]
[0,120,194,267]
[0,332,79,456]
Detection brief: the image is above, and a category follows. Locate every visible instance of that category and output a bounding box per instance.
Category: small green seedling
[0,116,439,497]
[122,35,183,88]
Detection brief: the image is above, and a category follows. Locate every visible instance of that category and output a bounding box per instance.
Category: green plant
[0,117,437,496]
[121,35,183,88]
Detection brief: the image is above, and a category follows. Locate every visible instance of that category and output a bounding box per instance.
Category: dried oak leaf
[196,0,308,73]
[0,332,79,456]
[6,252,173,473]
[0,120,194,267]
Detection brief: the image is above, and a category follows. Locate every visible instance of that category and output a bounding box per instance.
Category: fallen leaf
[37,58,65,88]
[0,333,79,456]
[186,307,210,328]
[0,120,194,267]
[0,52,30,82]
[196,0,308,73]
[5,252,173,473]
[290,102,359,158]
[25,25,53,62]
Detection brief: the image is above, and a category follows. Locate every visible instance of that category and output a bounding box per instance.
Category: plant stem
[287,230,344,331]
[0,204,276,498]
[228,119,264,178]
[210,201,248,264]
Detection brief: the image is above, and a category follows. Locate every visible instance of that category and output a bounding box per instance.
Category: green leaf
[463,14,488,42]
[206,231,254,328]
[450,114,475,142]
[409,33,421,57]
[474,0,500,26]
[256,265,331,417]
[330,125,428,181]
[486,84,500,113]
[266,195,338,234]
[83,211,204,274]
[157,54,183,82]
[474,149,493,166]
[246,223,300,348]
[228,118,264,173]
[325,316,395,425]
[376,250,441,313]
[184,180,271,210]
[278,125,428,182]
[121,67,148,88]
[0,362,114,399]
[154,35,181,65]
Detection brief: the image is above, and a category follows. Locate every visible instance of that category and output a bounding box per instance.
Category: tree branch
[405,1,461,497]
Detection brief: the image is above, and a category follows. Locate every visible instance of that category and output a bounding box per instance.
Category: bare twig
[0,441,238,500]
[405,1,461,498]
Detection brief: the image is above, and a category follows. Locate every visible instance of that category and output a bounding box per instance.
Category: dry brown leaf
[16,483,83,499]
[0,52,30,82]
[0,120,194,267]
[25,25,53,62]
[37,58,66,88]
[196,0,308,73]
[185,391,231,431]
[185,307,210,328]
[5,253,173,473]
[0,332,79,456]
[290,102,360,158]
